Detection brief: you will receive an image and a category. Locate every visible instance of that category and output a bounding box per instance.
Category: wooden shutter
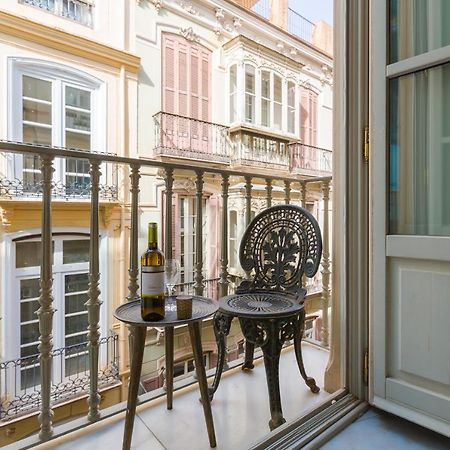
[300,87,309,144]
[161,33,211,152]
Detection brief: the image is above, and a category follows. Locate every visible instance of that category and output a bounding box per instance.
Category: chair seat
[218,291,303,319]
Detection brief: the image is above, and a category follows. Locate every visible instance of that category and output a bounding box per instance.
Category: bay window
[229,63,303,136]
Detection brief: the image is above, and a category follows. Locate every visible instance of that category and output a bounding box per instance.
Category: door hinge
[363,349,369,385]
[363,126,369,162]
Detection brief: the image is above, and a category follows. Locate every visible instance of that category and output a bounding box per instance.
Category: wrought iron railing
[288,8,315,43]
[0,140,331,445]
[0,332,118,422]
[289,142,333,176]
[232,131,290,170]
[174,278,220,301]
[20,0,94,27]
[0,150,119,201]
[153,112,232,164]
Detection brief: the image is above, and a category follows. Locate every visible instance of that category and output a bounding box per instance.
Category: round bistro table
[114,296,219,449]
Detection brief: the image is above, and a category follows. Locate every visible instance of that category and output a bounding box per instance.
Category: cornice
[0,11,141,74]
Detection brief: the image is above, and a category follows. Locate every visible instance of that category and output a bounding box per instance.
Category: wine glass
[165,259,181,298]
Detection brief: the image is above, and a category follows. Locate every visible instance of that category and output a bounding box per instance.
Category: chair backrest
[239,204,322,294]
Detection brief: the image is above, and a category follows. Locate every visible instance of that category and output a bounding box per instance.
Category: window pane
[66,334,87,347]
[21,300,40,322]
[66,109,91,131]
[20,344,39,358]
[65,273,89,293]
[245,94,255,123]
[274,75,282,102]
[21,322,40,345]
[229,65,237,92]
[288,81,295,107]
[16,241,54,268]
[23,100,52,125]
[274,103,282,130]
[230,93,236,122]
[23,124,52,145]
[261,99,270,127]
[23,76,51,102]
[65,293,88,314]
[65,86,91,110]
[20,278,40,299]
[261,71,270,98]
[245,65,255,94]
[21,365,40,390]
[65,313,88,335]
[63,239,90,264]
[390,0,450,63]
[389,63,450,235]
[65,131,90,150]
[65,354,88,377]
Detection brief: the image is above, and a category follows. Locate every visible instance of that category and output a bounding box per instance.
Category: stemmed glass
[165,259,181,298]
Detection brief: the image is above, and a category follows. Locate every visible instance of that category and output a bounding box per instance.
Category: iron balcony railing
[0,140,331,446]
[153,112,232,164]
[20,0,94,27]
[0,332,119,422]
[287,8,315,43]
[0,150,119,201]
[231,131,290,170]
[289,142,333,176]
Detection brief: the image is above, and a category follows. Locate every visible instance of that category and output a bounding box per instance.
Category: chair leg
[243,340,255,370]
[261,320,285,431]
[209,311,232,400]
[294,311,320,393]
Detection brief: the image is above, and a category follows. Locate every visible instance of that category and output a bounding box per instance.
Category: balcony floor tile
[36,343,330,450]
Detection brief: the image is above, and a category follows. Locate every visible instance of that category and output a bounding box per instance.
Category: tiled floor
[322,408,450,450]
[35,343,330,450]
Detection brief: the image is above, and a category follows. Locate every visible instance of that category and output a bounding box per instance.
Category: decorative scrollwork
[239,205,322,293]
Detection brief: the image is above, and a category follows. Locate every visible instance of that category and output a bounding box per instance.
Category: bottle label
[141,270,165,296]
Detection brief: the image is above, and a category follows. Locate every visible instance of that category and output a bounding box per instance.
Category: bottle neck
[148,225,158,250]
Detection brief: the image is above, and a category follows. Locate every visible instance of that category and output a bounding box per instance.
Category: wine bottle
[141,223,165,321]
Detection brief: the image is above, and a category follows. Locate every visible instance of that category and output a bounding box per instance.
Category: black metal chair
[209,204,322,430]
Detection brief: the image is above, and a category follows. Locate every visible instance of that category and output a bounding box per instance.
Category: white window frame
[6,57,106,186]
[1,230,108,394]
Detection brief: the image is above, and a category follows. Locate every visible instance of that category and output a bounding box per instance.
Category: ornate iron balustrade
[287,8,315,43]
[153,112,232,164]
[0,140,331,445]
[289,143,333,176]
[0,332,118,422]
[0,150,118,201]
[20,0,94,27]
[231,130,290,171]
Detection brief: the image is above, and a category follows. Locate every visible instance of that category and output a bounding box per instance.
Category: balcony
[289,142,333,177]
[153,112,232,165]
[0,150,119,201]
[0,140,332,448]
[19,0,94,27]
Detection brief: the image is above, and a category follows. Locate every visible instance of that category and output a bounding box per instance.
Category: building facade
[0,0,332,442]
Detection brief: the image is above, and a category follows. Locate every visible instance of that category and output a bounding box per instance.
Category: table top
[218,291,303,319]
[114,296,219,327]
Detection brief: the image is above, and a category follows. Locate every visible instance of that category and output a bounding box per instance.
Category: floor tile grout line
[135,413,168,450]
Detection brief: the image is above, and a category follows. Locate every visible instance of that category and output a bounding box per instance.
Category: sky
[289,0,333,26]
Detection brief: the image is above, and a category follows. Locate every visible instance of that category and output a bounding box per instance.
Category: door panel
[370,0,450,436]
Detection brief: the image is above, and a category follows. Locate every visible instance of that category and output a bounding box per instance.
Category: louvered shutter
[162,35,176,148]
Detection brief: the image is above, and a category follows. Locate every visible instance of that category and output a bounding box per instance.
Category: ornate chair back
[238,204,322,296]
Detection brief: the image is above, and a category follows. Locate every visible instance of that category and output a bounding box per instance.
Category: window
[12,235,103,389]
[261,70,271,127]
[273,74,282,130]
[10,59,103,194]
[300,87,318,146]
[229,64,237,122]
[20,1,94,27]
[287,81,296,133]
[179,197,208,284]
[244,64,256,123]
[173,354,209,380]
